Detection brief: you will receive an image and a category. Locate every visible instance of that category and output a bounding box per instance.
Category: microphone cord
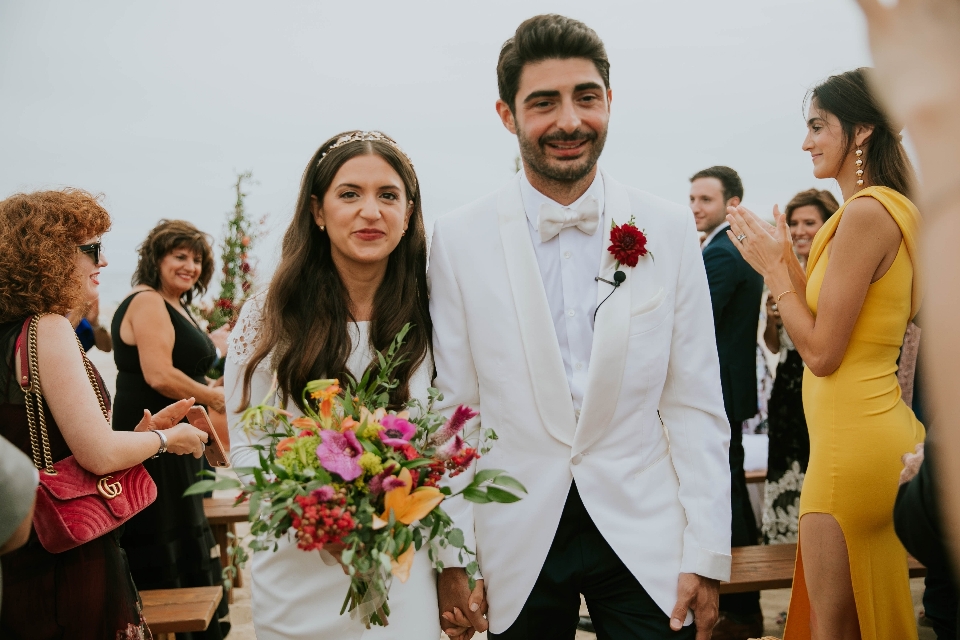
[593,271,626,321]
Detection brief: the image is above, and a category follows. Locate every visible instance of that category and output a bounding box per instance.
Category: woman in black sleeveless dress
[0,190,207,640]
[760,189,837,545]
[112,220,231,640]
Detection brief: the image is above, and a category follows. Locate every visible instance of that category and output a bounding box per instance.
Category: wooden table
[720,542,926,593]
[141,586,223,640]
[203,497,249,599]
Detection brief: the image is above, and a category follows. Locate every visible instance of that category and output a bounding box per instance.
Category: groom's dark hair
[497,14,610,112]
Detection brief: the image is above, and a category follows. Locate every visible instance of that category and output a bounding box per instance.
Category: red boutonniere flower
[607,216,648,268]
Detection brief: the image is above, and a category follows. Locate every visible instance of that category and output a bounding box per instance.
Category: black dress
[111,292,229,640]
[0,319,151,640]
[761,344,810,544]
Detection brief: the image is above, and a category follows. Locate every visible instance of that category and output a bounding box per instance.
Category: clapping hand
[726,204,793,280]
[134,397,208,458]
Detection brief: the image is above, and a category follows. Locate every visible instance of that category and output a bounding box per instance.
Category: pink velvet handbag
[17,315,157,554]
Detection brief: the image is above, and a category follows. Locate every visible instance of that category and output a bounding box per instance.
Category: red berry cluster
[446,448,480,477]
[290,492,356,552]
[421,461,446,488]
[215,298,234,310]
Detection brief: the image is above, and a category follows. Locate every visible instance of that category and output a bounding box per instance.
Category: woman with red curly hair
[0,189,209,640]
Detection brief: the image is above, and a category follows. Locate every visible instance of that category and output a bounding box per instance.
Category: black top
[111,290,216,428]
[702,230,764,422]
[109,291,228,640]
[0,318,150,640]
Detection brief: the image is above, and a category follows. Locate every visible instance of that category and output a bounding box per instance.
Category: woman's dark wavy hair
[132,219,214,304]
[784,188,840,225]
[240,131,430,412]
[807,68,916,197]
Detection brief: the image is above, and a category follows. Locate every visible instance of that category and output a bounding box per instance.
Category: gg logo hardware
[97,475,123,500]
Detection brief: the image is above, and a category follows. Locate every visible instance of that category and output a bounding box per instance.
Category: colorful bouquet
[187,326,524,627]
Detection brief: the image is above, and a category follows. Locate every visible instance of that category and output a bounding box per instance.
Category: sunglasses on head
[78,241,101,265]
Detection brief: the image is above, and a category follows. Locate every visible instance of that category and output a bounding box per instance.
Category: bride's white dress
[224,294,440,640]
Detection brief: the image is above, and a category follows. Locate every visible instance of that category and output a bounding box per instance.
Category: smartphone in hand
[186,406,230,468]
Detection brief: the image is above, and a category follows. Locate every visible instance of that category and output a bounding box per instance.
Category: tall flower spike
[429,405,478,446]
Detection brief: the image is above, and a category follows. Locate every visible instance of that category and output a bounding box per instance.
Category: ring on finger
[736,233,747,243]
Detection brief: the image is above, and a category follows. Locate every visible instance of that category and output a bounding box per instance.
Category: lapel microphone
[594,270,626,320]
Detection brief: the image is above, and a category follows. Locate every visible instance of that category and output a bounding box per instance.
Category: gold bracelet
[776,290,798,303]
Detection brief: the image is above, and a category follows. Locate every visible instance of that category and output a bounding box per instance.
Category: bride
[224,131,439,639]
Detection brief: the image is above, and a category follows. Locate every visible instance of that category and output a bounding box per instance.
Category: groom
[429,14,732,639]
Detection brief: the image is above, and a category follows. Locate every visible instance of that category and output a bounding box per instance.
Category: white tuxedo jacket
[428,170,731,633]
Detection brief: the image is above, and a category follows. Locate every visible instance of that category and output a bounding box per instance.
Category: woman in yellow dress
[726,68,923,640]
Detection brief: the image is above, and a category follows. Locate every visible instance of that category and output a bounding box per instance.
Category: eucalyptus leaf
[484,486,522,503]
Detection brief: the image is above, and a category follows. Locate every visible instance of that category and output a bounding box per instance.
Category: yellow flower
[359,452,384,476]
[373,468,444,529]
[391,544,415,583]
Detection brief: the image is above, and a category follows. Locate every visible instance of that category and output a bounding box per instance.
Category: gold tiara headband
[317,131,415,169]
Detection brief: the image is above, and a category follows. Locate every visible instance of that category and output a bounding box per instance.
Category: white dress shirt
[701,221,730,250]
[519,170,605,413]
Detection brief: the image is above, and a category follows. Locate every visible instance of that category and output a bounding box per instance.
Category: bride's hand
[726,205,789,279]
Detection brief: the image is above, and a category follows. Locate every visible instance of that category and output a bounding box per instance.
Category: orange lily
[391,544,415,583]
[373,468,444,529]
[291,417,319,431]
[276,436,297,455]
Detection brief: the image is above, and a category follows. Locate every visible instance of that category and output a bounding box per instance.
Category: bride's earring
[855,148,864,187]
[319,225,326,232]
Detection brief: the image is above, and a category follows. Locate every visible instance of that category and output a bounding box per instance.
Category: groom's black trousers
[490,481,696,640]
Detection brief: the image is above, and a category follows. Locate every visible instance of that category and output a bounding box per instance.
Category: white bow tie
[537,197,600,243]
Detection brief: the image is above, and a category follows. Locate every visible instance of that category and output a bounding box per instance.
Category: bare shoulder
[126,288,168,315]
[34,314,85,367]
[36,313,77,342]
[836,196,902,244]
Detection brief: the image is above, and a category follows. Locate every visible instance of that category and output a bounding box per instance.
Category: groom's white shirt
[429,169,732,633]
[519,170,605,413]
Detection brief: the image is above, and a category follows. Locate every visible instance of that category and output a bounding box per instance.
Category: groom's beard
[517,125,608,184]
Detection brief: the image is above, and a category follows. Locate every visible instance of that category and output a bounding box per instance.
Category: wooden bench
[141,586,223,640]
[204,497,249,601]
[720,542,926,593]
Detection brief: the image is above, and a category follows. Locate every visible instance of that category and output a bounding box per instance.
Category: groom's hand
[438,568,487,638]
[670,572,719,639]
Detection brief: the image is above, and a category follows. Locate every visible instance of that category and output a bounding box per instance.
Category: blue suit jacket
[702,230,764,422]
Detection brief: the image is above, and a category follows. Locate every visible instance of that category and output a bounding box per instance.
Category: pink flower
[381,475,407,492]
[435,434,465,461]
[429,405,478,446]
[367,463,399,495]
[316,430,364,481]
[378,415,416,447]
[311,485,335,502]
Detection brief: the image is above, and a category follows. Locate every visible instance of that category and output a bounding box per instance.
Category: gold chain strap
[23,314,110,476]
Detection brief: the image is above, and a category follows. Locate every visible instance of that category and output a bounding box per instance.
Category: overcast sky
[0,0,873,307]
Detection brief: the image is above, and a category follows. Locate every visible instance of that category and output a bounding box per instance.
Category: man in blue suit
[689,166,764,640]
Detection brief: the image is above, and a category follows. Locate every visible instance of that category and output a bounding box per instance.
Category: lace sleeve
[228,292,266,367]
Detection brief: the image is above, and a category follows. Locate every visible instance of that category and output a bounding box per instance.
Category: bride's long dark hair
[240,131,431,412]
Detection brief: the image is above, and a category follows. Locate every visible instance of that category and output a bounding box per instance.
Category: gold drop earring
[855,148,864,187]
